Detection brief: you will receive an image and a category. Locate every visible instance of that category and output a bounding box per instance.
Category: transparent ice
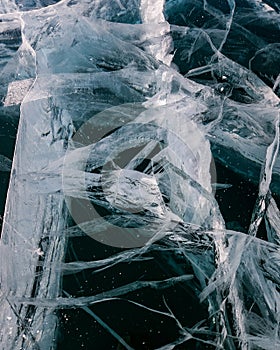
[0,0,279,349]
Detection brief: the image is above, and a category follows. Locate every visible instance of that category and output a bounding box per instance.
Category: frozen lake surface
[0,1,279,349]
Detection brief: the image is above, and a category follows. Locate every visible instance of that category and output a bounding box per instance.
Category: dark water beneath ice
[0,116,18,232]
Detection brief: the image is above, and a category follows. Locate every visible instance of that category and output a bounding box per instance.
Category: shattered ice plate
[0,0,279,349]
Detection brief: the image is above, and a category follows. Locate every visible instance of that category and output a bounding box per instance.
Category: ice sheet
[0,0,279,349]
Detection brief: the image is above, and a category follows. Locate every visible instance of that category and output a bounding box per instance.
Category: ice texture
[0,0,279,349]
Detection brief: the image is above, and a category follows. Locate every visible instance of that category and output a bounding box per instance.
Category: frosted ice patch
[0,155,12,172]
[4,79,34,106]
